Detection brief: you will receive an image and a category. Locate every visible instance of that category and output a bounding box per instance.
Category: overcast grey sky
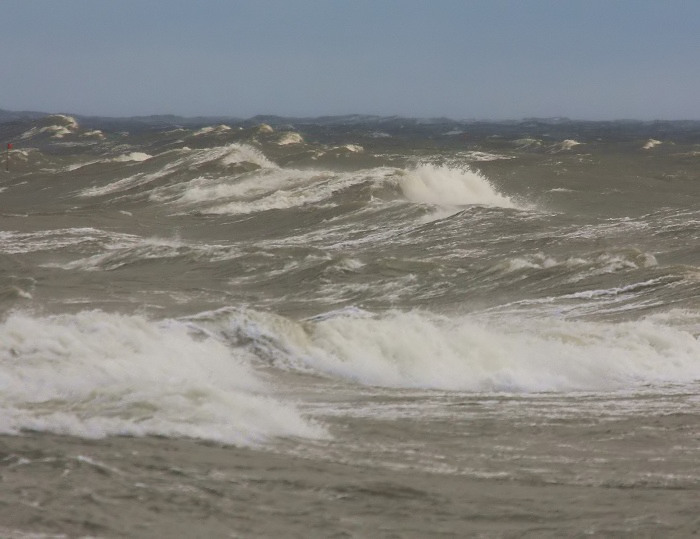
[2,1,699,120]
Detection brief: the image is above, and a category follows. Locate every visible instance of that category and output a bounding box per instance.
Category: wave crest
[0,311,323,445]
[399,165,517,208]
[202,308,700,393]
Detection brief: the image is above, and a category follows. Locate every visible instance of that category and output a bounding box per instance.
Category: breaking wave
[80,143,274,198]
[399,165,518,208]
[195,308,700,393]
[0,311,324,445]
[155,166,396,215]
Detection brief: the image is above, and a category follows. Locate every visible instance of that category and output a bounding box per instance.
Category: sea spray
[399,164,517,208]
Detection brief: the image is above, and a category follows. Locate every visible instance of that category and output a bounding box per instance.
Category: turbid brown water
[1,114,700,537]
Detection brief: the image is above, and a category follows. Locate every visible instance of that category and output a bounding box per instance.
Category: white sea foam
[51,114,79,129]
[162,162,516,216]
[276,132,304,145]
[0,311,323,445]
[48,235,240,271]
[343,144,364,153]
[553,139,582,151]
[643,139,662,150]
[399,164,517,208]
[314,144,365,159]
[217,144,274,167]
[193,124,231,136]
[80,144,272,198]
[65,160,99,171]
[65,152,153,172]
[206,308,700,393]
[20,125,73,140]
[336,257,366,271]
[19,115,80,140]
[111,151,152,162]
[80,172,150,197]
[8,149,32,161]
[499,254,560,272]
[255,123,274,134]
[0,228,124,254]
[514,138,542,148]
[495,250,657,278]
[173,167,395,215]
[183,170,339,213]
[81,129,105,139]
[461,151,513,162]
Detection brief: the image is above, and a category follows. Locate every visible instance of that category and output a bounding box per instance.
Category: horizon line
[2,107,700,124]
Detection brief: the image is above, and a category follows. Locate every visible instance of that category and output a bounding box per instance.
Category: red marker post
[5,142,12,172]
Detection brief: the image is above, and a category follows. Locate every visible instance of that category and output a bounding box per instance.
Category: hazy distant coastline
[3,108,700,144]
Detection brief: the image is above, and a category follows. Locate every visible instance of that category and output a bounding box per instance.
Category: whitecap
[211,308,700,393]
[0,311,324,445]
[399,164,517,209]
[276,132,304,145]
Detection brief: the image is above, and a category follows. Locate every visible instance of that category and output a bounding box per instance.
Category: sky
[2,0,699,120]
